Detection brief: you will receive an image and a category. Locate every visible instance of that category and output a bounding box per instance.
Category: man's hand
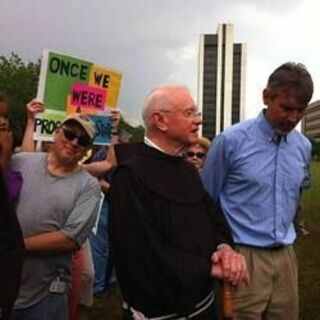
[26,99,45,120]
[211,244,249,286]
[20,99,44,152]
[110,109,121,132]
[100,179,110,193]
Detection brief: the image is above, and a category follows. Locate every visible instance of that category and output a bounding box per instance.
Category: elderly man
[109,85,248,319]
[10,113,101,320]
[202,62,314,320]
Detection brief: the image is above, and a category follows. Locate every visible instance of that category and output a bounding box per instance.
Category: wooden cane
[221,281,234,320]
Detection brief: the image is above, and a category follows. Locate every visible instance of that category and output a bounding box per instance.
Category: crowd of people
[0,62,314,320]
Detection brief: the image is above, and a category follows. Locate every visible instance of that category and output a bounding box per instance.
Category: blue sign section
[89,114,112,145]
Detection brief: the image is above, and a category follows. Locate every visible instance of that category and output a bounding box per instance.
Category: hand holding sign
[110,109,121,133]
[26,99,45,120]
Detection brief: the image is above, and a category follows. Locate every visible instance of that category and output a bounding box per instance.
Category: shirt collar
[257,110,288,144]
[144,136,184,157]
[144,136,165,152]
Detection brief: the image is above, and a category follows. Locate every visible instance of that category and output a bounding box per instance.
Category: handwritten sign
[35,50,122,145]
[71,83,106,110]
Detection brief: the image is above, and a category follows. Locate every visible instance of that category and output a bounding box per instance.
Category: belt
[236,244,286,251]
[123,290,214,320]
[267,245,285,250]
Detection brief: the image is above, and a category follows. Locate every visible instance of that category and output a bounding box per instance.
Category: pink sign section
[71,83,107,110]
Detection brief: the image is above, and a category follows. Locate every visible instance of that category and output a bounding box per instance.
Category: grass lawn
[295,161,320,319]
[87,161,320,320]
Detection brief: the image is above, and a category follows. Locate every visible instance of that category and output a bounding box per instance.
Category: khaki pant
[233,245,298,320]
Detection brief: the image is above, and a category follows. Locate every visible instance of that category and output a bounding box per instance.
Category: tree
[120,117,144,142]
[0,53,40,146]
[311,140,320,160]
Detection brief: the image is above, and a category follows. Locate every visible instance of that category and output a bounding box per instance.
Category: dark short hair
[266,62,314,104]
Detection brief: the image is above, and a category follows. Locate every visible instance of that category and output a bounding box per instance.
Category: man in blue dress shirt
[202,62,314,320]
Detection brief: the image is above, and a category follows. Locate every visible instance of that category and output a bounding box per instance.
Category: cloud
[1,0,319,122]
[165,42,198,91]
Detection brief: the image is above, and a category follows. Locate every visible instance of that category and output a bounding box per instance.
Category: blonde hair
[197,136,210,152]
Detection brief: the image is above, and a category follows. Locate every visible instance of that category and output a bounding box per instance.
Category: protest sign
[36,50,122,145]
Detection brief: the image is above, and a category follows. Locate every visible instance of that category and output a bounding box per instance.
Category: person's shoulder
[12,151,44,160]
[217,117,256,144]
[224,117,256,135]
[114,142,145,164]
[113,151,205,203]
[78,168,100,185]
[115,146,149,176]
[290,130,312,150]
[11,152,45,168]
[77,168,101,193]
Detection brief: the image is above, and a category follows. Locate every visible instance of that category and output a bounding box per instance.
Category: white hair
[142,84,190,131]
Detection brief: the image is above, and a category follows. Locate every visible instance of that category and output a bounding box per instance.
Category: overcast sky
[1,0,319,124]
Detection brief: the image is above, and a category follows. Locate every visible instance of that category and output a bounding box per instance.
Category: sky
[1,0,319,125]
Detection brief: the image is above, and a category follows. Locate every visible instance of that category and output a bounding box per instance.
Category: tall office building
[198,23,246,140]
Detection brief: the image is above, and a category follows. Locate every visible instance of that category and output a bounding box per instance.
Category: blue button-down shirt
[202,112,311,247]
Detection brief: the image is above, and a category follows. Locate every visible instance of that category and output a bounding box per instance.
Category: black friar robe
[110,143,233,318]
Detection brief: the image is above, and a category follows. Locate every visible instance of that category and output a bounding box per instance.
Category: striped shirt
[202,112,311,247]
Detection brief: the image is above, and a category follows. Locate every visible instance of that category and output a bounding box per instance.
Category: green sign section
[44,52,93,111]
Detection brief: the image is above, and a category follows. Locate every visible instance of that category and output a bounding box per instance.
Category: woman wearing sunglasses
[184,136,210,170]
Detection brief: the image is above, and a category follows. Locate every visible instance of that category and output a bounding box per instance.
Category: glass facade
[199,24,246,140]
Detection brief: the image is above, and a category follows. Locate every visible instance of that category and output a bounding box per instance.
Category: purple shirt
[5,167,23,206]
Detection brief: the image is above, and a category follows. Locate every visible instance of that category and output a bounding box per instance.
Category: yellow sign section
[88,65,122,108]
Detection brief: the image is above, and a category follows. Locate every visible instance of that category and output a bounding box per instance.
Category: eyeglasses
[185,151,205,159]
[159,108,201,118]
[182,109,201,118]
[61,126,92,148]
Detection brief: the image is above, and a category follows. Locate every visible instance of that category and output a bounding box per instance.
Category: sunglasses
[185,151,205,159]
[61,126,92,148]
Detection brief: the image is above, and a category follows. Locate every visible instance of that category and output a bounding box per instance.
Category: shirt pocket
[285,162,306,199]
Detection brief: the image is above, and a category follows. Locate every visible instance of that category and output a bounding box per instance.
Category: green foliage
[0,53,40,146]
[311,141,320,159]
[119,117,145,143]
